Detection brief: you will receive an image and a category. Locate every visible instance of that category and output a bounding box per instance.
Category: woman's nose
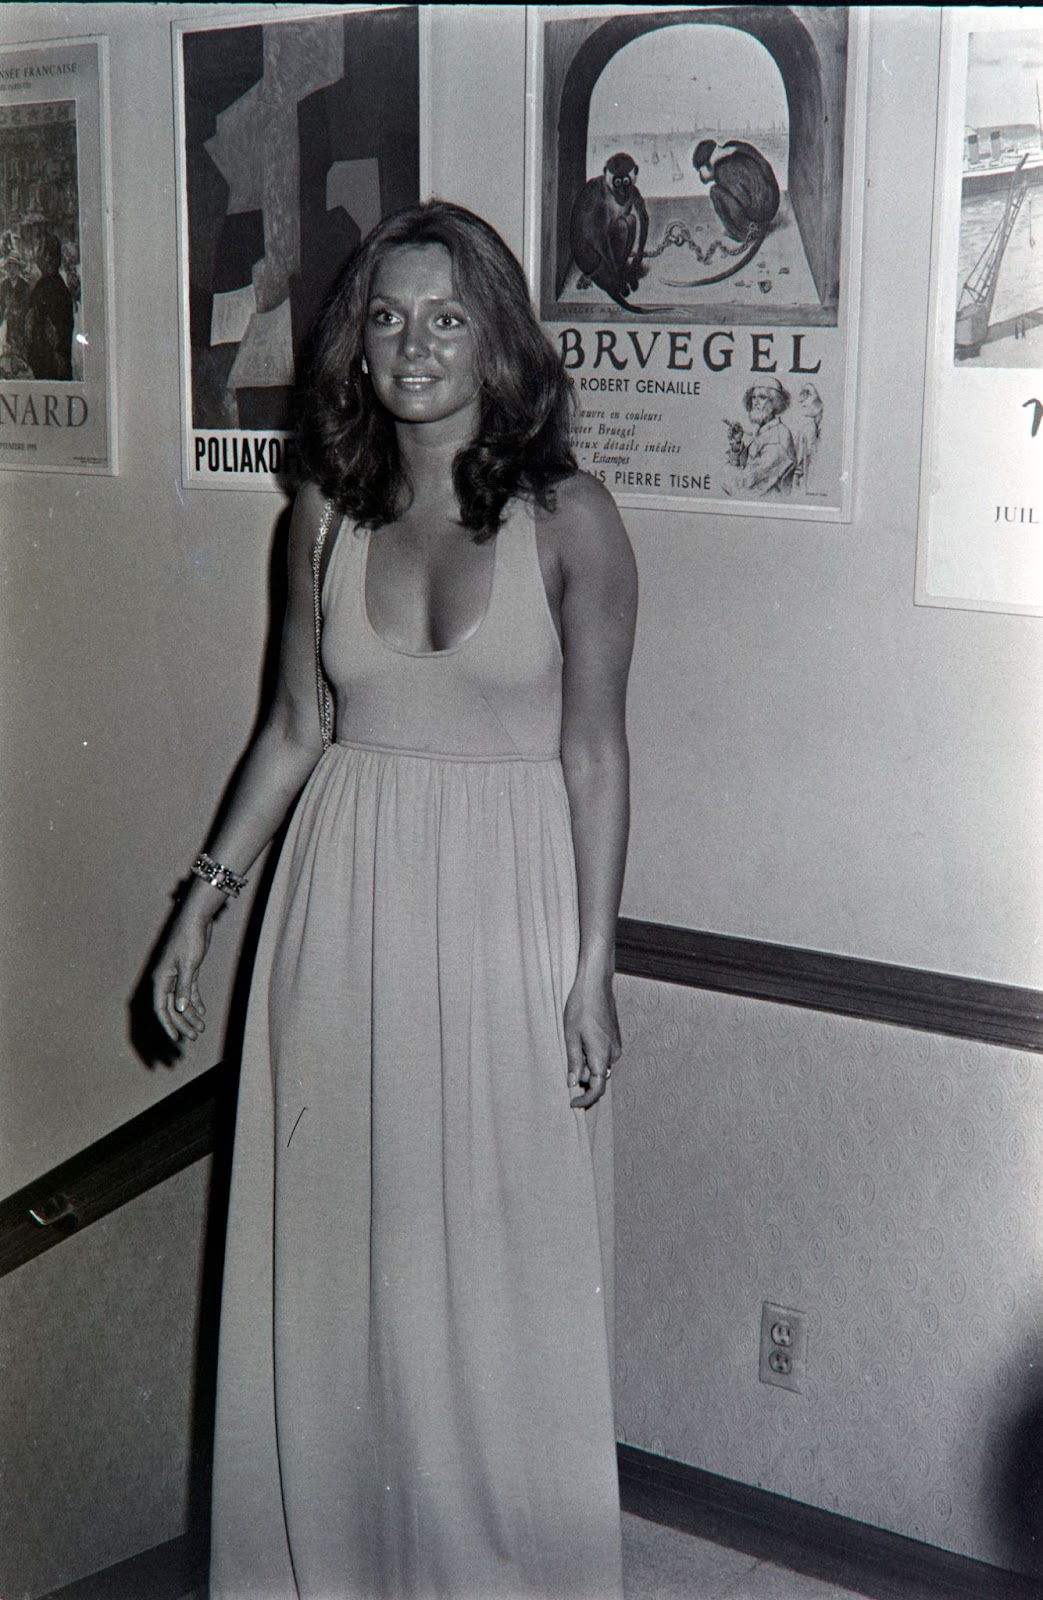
[402,317,430,359]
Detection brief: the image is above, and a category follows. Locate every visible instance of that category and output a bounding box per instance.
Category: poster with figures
[916,8,1043,615]
[0,37,115,474]
[173,4,422,492]
[524,5,866,520]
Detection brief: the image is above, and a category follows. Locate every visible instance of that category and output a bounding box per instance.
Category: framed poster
[524,4,867,521]
[0,36,116,475]
[916,8,1043,616]
[173,4,426,492]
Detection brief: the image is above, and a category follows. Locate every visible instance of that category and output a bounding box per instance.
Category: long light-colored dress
[208,500,622,1600]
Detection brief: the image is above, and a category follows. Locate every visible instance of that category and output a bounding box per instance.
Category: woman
[154,200,637,1600]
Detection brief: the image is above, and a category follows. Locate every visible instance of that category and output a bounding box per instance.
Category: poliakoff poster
[173,5,422,492]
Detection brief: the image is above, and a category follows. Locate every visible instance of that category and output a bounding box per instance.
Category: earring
[361,355,369,376]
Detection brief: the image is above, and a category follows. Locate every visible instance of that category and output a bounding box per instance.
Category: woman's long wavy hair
[297,201,576,540]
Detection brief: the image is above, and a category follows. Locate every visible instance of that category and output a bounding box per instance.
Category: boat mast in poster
[917,7,1043,615]
[173,4,423,492]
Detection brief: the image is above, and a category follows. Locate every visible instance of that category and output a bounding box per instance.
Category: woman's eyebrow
[366,294,466,311]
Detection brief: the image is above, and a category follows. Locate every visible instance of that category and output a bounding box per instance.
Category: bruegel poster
[916,8,1043,615]
[0,37,115,474]
[173,4,422,492]
[525,5,866,521]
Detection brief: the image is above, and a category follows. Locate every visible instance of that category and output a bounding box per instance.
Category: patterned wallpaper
[6,981,1043,1592]
[613,974,1043,1576]
[0,1162,210,1598]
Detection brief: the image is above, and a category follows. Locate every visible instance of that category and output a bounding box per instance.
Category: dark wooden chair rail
[4,921,1041,1282]
[617,919,1043,1053]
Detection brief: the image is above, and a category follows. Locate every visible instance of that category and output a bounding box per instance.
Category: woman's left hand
[565,970,621,1109]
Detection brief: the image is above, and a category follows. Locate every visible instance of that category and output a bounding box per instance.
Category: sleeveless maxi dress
[209,500,623,1600]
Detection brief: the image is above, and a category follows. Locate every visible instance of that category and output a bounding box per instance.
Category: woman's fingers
[153,961,205,1043]
[565,1024,586,1093]
[570,1071,608,1109]
[173,985,206,1039]
[153,965,182,1042]
[565,985,622,1107]
[156,996,182,1044]
[567,1029,618,1108]
[190,971,206,1019]
[164,991,201,1042]
[153,917,213,1044]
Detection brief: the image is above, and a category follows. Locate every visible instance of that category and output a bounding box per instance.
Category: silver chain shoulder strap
[311,499,336,751]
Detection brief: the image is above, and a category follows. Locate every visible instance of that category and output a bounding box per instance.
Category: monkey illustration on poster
[662,138,781,288]
[525,4,866,521]
[569,152,651,311]
[540,10,846,322]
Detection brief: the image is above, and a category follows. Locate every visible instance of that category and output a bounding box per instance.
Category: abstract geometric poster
[0,37,115,474]
[916,7,1043,615]
[524,4,867,521]
[173,5,420,490]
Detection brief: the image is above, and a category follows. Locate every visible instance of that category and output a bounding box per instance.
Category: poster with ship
[917,8,1043,614]
[173,4,422,492]
[524,5,867,521]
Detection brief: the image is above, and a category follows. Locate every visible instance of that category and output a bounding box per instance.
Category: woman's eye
[435,313,464,329]
[370,307,398,326]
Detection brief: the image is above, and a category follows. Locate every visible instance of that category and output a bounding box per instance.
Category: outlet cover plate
[759,1301,806,1393]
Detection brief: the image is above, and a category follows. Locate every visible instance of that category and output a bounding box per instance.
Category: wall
[2,1,1042,1589]
[2,2,276,1198]
[0,1160,212,1599]
[618,5,1043,982]
[603,10,1043,1572]
[614,977,1043,1573]
[0,2,526,1199]
[4,5,1041,1203]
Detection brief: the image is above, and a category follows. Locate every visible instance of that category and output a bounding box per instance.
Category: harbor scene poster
[918,7,1043,614]
[954,26,1043,367]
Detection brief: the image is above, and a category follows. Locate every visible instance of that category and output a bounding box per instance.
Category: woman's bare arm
[153,481,332,1044]
[552,473,638,1108]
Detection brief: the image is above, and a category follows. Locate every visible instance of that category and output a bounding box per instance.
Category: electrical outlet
[759,1302,806,1393]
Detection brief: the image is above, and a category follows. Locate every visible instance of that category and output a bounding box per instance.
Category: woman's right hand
[153,913,213,1044]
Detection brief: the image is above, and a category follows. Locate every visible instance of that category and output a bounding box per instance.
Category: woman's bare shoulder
[290,478,330,533]
[546,468,620,521]
[539,471,634,578]
[286,479,336,563]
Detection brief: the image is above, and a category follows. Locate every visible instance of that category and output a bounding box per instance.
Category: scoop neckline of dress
[360,521,501,660]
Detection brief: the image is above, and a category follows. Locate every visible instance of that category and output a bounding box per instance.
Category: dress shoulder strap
[311,499,342,751]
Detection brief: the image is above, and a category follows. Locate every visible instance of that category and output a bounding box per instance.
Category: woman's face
[363,243,482,437]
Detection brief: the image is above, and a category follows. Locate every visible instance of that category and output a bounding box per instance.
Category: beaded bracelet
[191,852,249,898]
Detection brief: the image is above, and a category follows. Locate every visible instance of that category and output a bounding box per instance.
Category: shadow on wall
[120,504,299,1576]
[127,501,296,1075]
[996,1390,1043,1579]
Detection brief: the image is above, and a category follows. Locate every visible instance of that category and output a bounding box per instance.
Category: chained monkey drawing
[662,138,781,288]
[569,152,651,312]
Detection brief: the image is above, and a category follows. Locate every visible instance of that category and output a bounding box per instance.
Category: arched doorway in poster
[540,6,848,325]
